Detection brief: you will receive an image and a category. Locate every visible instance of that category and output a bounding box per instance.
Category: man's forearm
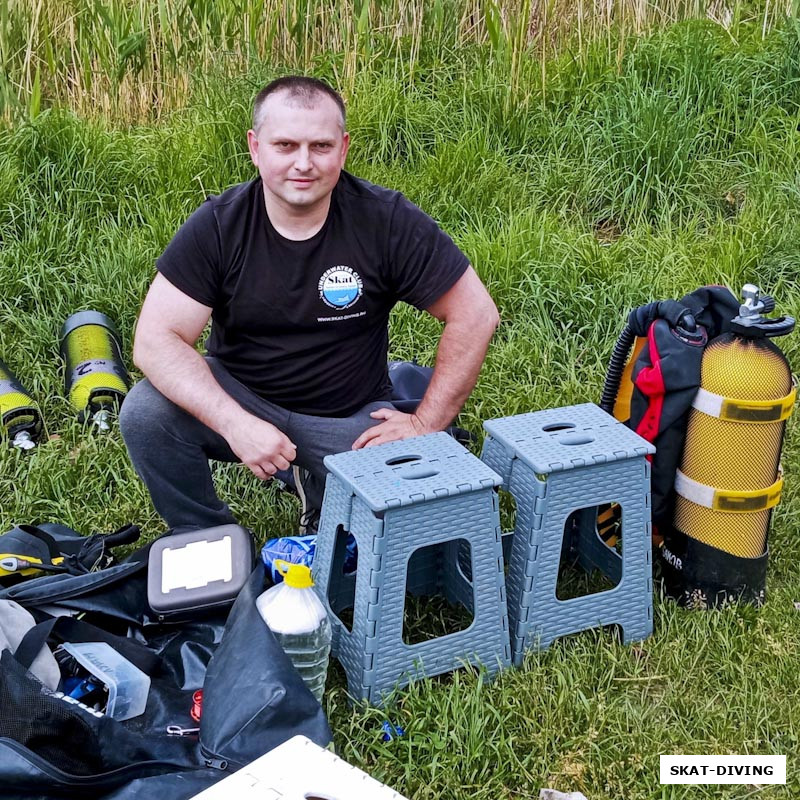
[414,313,497,431]
[133,332,248,439]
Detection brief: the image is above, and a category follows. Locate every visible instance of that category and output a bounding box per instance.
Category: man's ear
[341,131,350,166]
[247,129,259,167]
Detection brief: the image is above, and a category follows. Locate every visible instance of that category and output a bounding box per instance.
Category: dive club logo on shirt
[318,266,363,309]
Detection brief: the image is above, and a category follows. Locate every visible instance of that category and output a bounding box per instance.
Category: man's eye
[314,143,333,151]
[276,142,292,149]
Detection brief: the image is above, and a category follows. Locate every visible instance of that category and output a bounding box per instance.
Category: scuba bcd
[602,284,795,607]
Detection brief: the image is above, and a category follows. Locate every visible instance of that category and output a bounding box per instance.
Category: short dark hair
[252,76,346,132]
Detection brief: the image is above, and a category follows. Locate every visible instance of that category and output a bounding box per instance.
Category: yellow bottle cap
[274,559,314,588]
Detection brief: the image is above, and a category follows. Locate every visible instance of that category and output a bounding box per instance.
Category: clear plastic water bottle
[255,559,331,703]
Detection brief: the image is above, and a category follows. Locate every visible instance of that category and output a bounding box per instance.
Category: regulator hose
[600,324,636,414]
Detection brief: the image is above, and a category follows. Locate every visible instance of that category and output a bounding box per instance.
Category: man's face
[247,92,350,214]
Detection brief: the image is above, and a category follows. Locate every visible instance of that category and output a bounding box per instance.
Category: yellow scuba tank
[599,332,647,548]
[611,336,647,423]
[60,311,131,430]
[0,358,43,450]
[672,284,795,560]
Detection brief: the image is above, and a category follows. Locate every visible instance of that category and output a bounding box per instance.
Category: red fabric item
[633,323,666,448]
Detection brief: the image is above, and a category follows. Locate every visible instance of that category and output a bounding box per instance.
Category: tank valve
[731,284,794,338]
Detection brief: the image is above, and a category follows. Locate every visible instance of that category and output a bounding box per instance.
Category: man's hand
[352,408,432,449]
[224,415,297,480]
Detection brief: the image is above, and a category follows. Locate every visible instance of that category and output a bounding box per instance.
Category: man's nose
[294,146,312,171]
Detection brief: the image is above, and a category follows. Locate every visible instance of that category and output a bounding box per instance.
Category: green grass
[0,0,795,122]
[2,13,800,800]
[2,0,795,123]
[328,596,800,799]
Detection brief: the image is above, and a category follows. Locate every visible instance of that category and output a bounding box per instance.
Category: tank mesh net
[675,335,791,557]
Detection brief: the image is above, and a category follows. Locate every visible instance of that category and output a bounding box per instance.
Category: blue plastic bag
[261,535,358,583]
[261,536,316,583]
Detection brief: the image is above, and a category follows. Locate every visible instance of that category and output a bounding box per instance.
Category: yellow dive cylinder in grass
[0,358,42,450]
[673,285,795,559]
[60,311,131,430]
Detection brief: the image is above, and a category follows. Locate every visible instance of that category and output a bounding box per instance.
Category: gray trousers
[119,357,393,531]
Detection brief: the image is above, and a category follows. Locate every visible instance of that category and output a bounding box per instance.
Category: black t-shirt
[156,171,469,416]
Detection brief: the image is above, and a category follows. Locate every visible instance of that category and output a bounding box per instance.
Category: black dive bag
[0,536,331,799]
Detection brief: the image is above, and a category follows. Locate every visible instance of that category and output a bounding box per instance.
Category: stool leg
[620,506,654,644]
[313,475,354,657]
[506,459,548,666]
[622,613,653,644]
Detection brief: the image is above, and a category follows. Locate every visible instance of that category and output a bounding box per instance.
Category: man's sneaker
[293,466,321,535]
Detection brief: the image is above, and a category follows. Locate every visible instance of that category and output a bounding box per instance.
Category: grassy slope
[1,18,799,799]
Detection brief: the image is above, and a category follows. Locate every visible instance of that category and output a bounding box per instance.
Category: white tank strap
[674,468,784,513]
[691,384,796,423]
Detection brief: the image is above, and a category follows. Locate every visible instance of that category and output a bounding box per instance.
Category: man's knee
[351,400,395,437]
[119,379,178,444]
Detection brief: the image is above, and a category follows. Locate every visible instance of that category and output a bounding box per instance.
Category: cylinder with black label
[60,311,131,430]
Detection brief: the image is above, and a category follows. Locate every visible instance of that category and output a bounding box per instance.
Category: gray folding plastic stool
[312,432,511,705]
[481,403,656,666]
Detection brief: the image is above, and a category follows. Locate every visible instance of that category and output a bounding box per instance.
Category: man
[120,76,499,534]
